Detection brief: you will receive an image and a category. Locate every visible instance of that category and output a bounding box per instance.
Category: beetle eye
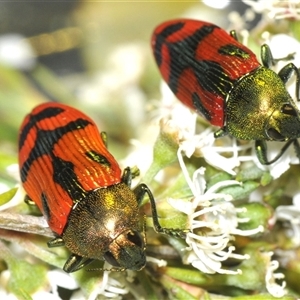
[127,231,144,248]
[103,230,145,269]
[267,128,285,141]
[281,103,298,116]
[104,251,120,267]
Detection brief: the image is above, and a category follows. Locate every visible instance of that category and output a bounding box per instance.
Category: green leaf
[160,273,198,300]
[164,266,211,285]
[8,259,47,298]
[0,187,18,206]
[0,241,47,298]
[237,202,273,232]
[219,181,260,200]
[143,124,179,185]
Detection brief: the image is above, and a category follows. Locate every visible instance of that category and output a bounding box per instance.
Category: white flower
[0,34,36,70]
[264,252,287,298]
[157,92,264,275]
[87,269,128,300]
[252,141,299,179]
[276,192,300,246]
[168,156,264,275]
[203,0,230,10]
[146,256,167,268]
[179,128,245,176]
[243,0,300,20]
[47,269,78,298]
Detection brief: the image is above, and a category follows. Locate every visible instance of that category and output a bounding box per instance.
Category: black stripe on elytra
[19,106,64,150]
[20,118,92,183]
[52,156,87,202]
[218,44,251,59]
[167,24,217,94]
[41,192,51,221]
[85,150,111,167]
[193,60,233,97]
[156,23,235,98]
[192,93,211,121]
[154,21,185,67]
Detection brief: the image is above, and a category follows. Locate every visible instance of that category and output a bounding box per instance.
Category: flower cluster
[242,0,300,20]
[158,94,288,297]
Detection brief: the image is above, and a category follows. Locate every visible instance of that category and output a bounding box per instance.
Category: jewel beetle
[18,102,185,273]
[151,19,300,164]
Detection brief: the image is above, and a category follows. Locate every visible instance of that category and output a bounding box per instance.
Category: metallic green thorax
[62,182,146,270]
[226,67,300,140]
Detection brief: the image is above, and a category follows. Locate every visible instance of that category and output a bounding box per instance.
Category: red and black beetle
[18,102,185,272]
[151,19,300,164]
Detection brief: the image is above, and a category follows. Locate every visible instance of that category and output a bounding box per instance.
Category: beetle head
[62,183,147,271]
[103,229,146,270]
[266,102,300,140]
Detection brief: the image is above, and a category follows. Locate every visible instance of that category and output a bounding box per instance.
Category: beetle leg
[292,139,300,161]
[121,167,132,186]
[100,131,108,147]
[278,63,297,83]
[261,44,275,68]
[130,166,140,179]
[47,236,65,248]
[134,184,189,239]
[261,44,295,67]
[229,30,238,41]
[63,254,94,273]
[278,63,300,101]
[214,126,229,138]
[24,195,35,205]
[261,44,300,101]
[255,139,295,165]
[121,166,140,186]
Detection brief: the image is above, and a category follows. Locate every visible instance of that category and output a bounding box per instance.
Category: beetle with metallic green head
[152,18,300,164]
